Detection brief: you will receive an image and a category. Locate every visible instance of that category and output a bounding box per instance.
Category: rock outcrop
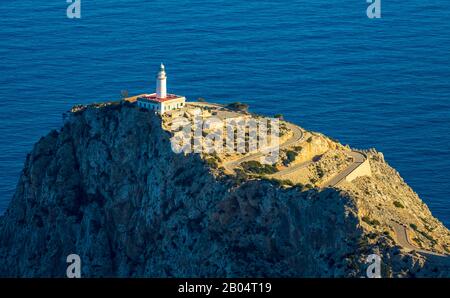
[0,102,448,277]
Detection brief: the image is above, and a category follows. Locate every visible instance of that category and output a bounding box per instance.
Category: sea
[0,0,449,227]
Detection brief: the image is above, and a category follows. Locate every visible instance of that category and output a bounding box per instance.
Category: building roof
[137,93,185,103]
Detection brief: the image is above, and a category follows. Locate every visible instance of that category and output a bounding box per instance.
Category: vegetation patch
[418,230,437,245]
[274,113,284,120]
[283,150,298,166]
[316,166,325,179]
[412,237,422,246]
[278,179,294,186]
[361,216,380,226]
[367,232,378,240]
[205,158,218,169]
[393,201,404,208]
[382,231,394,241]
[260,177,294,187]
[241,160,278,175]
[227,102,249,112]
[231,169,248,185]
[302,183,314,191]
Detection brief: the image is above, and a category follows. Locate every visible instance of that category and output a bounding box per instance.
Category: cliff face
[0,103,448,277]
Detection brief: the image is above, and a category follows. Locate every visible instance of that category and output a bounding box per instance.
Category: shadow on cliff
[0,103,372,277]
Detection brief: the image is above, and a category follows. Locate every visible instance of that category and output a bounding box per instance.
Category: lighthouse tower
[136,64,186,114]
[156,63,167,99]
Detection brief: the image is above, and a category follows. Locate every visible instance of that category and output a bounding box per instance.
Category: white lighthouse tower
[136,64,186,114]
[156,63,167,99]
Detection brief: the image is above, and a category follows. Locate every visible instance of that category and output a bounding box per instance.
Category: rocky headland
[0,101,448,277]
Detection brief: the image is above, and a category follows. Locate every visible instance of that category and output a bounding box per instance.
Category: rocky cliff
[0,102,448,277]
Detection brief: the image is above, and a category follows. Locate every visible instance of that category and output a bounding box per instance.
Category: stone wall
[345,156,371,182]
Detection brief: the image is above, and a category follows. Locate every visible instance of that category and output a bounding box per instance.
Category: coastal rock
[0,103,448,277]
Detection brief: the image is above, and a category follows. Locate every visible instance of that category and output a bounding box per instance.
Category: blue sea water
[0,1,449,227]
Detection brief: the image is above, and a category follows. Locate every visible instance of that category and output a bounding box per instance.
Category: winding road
[191,102,449,259]
[222,122,305,174]
[202,101,364,184]
[189,101,305,174]
[320,151,366,188]
[390,220,448,258]
[271,160,312,178]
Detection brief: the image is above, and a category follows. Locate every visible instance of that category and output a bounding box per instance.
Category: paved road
[192,102,449,259]
[320,151,365,188]
[222,122,305,174]
[169,102,449,261]
[270,149,366,188]
[271,160,312,178]
[390,220,448,257]
[188,101,305,174]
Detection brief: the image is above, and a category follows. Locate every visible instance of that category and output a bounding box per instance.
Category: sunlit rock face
[0,103,448,277]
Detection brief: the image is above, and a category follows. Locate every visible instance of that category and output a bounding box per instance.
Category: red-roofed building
[137,64,186,114]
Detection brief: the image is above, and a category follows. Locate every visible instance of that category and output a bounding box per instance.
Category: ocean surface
[0,1,449,227]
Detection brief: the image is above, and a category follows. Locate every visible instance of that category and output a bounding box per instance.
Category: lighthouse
[156,63,167,99]
[136,64,186,114]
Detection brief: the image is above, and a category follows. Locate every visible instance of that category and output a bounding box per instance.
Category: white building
[137,64,186,114]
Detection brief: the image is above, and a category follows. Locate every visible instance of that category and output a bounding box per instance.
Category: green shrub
[317,167,325,179]
[274,113,284,120]
[286,150,297,162]
[205,158,218,169]
[279,179,294,186]
[362,216,380,226]
[303,184,314,191]
[241,160,277,174]
[283,150,298,166]
[418,230,436,244]
[260,177,293,187]
[227,102,249,112]
[232,169,248,184]
[409,223,418,230]
[258,177,278,186]
[367,232,377,239]
[294,183,304,189]
[393,201,404,208]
